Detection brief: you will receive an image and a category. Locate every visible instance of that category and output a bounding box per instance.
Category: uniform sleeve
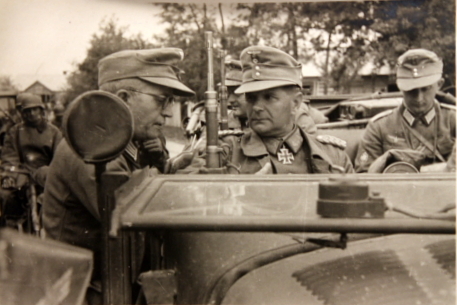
[341,152,354,173]
[445,143,456,172]
[52,128,63,152]
[44,141,100,220]
[449,110,456,139]
[327,148,354,174]
[354,121,384,173]
[1,126,21,167]
[29,126,63,187]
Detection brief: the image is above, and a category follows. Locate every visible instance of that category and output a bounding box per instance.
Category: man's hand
[368,149,425,173]
[164,150,198,174]
[143,138,165,154]
[142,126,167,155]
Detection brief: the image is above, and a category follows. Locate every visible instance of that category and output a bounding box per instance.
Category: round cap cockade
[396,49,443,91]
[235,46,302,94]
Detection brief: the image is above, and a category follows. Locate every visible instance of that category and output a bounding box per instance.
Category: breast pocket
[384,134,408,150]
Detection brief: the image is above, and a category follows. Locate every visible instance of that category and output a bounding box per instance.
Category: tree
[0,76,18,91]
[292,2,376,94]
[233,2,376,93]
[370,0,455,87]
[64,18,153,104]
[153,3,230,100]
[152,1,455,95]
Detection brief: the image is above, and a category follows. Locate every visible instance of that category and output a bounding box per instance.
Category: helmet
[53,102,65,116]
[17,93,44,110]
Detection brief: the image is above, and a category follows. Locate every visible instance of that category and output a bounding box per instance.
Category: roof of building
[13,74,67,92]
[301,59,392,78]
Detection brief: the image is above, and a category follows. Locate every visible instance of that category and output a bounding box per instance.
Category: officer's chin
[251,123,272,137]
[25,118,42,126]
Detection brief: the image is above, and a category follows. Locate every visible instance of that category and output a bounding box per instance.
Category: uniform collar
[261,126,303,155]
[402,101,436,126]
[124,141,138,161]
[282,126,303,153]
[240,131,270,157]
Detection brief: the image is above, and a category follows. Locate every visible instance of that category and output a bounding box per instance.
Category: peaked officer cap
[98,48,195,97]
[225,59,242,87]
[17,93,44,110]
[396,49,443,91]
[235,46,302,94]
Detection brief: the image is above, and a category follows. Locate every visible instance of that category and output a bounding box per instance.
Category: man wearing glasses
[42,48,194,304]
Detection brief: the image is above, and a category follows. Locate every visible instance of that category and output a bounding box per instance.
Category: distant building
[0,90,18,112]
[301,60,394,96]
[14,74,66,104]
[23,81,55,103]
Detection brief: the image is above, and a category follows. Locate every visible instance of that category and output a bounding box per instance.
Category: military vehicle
[57,32,455,305]
[0,228,93,305]
[319,90,455,125]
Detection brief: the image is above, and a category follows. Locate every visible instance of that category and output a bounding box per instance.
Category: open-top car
[57,89,455,305]
[319,90,455,126]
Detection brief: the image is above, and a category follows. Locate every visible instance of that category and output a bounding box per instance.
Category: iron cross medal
[277,146,294,164]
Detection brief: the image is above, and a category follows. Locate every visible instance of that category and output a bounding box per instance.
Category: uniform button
[253,59,258,63]
[255,66,260,70]
[255,72,260,76]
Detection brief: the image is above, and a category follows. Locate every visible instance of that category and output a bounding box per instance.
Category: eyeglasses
[128,89,175,109]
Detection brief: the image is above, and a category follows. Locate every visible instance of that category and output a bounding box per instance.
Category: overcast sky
[0,0,165,82]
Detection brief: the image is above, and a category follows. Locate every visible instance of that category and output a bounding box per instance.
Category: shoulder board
[370,109,393,123]
[440,103,456,111]
[316,134,347,149]
[218,129,245,137]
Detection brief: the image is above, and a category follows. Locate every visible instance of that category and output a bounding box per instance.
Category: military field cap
[98,48,195,97]
[235,46,302,94]
[17,93,44,110]
[225,59,242,87]
[396,49,443,91]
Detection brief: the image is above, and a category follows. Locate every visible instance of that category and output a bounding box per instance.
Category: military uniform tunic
[355,101,455,172]
[1,121,63,186]
[223,126,353,174]
[42,139,166,282]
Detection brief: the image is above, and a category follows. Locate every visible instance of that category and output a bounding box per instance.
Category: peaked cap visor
[235,80,299,94]
[98,48,195,97]
[397,74,442,91]
[226,79,242,87]
[139,76,195,97]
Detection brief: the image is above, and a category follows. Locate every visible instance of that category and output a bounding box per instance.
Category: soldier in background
[1,93,63,187]
[0,93,62,227]
[0,95,23,147]
[226,59,248,130]
[51,101,65,129]
[355,49,455,173]
[42,48,194,304]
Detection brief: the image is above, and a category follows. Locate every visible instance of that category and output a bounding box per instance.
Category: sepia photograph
[0,0,455,304]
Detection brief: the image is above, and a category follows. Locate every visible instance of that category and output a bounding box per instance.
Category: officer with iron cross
[355,49,455,173]
[215,46,353,174]
[224,58,321,135]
